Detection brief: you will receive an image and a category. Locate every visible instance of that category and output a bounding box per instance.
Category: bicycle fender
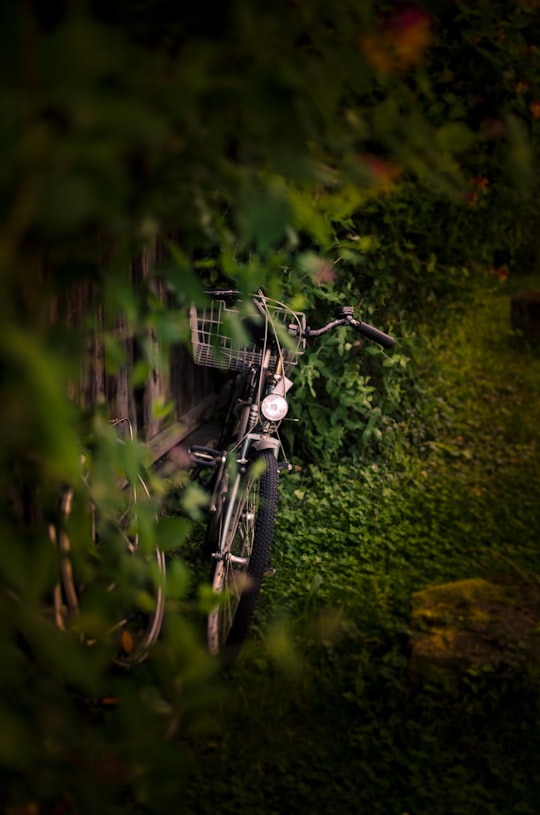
[249,436,280,453]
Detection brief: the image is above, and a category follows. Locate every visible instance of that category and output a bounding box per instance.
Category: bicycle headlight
[261,394,288,421]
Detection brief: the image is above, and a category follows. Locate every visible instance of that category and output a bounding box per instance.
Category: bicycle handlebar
[206,289,240,300]
[204,290,395,350]
[352,318,395,350]
[304,318,394,349]
[304,307,394,350]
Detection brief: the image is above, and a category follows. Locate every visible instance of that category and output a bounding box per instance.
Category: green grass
[176,279,540,815]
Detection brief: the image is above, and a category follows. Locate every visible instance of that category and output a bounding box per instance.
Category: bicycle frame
[209,347,288,563]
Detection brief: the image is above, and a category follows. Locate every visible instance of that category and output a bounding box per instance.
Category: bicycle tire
[207,448,278,662]
[54,468,166,667]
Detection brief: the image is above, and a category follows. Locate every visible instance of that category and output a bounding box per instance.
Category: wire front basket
[190,295,306,372]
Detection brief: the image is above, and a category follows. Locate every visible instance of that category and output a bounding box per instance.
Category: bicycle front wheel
[207,449,278,661]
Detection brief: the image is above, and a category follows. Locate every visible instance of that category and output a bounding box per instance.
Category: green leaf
[162,242,206,302]
[435,122,474,153]
[166,559,191,600]
[130,359,150,386]
[151,396,174,420]
[236,183,292,250]
[505,114,534,190]
[181,482,209,518]
[155,517,192,553]
[4,328,80,481]
[288,188,331,247]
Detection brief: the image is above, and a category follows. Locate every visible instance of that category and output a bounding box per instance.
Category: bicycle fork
[213,433,283,564]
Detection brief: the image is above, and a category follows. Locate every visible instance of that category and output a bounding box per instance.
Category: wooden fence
[50,243,224,465]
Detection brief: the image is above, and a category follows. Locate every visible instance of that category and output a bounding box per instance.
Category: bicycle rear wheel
[207,449,278,662]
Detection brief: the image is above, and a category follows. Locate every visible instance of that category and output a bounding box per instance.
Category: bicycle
[189,289,394,663]
[50,418,166,667]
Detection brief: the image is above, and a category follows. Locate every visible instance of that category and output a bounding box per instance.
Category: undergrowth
[178,277,540,815]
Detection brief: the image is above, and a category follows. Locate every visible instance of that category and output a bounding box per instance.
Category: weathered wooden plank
[105,308,133,421]
[145,392,224,464]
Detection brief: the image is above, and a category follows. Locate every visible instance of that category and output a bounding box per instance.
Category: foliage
[1,0,540,812]
[179,279,540,815]
[277,276,540,606]
[273,0,540,463]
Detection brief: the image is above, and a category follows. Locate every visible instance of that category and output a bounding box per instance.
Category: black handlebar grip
[356,321,395,350]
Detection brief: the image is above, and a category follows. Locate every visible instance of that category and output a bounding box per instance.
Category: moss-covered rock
[409,578,540,681]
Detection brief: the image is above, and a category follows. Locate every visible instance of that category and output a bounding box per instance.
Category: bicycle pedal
[189,446,225,467]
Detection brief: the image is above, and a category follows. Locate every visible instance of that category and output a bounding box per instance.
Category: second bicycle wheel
[55,466,166,668]
[207,449,278,662]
